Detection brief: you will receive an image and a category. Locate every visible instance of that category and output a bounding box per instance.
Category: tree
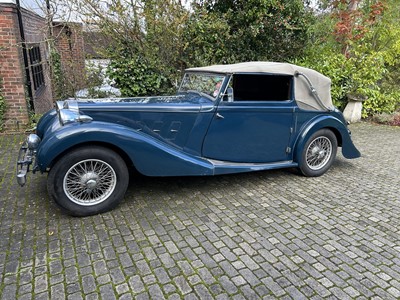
[64,0,315,96]
[182,6,232,66]
[193,0,313,62]
[297,0,400,115]
[69,0,192,95]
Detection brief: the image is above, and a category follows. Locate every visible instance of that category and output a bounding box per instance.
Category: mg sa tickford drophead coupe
[17,62,360,216]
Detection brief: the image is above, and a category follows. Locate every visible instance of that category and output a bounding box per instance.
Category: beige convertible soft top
[186,62,334,111]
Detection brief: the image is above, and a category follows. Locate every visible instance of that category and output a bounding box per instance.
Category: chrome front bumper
[16,134,40,186]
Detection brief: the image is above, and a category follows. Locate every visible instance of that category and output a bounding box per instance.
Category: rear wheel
[299,129,337,177]
[48,146,129,216]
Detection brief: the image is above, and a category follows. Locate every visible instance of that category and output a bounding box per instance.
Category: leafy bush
[392,114,400,126]
[293,50,349,110]
[195,0,312,63]
[296,47,398,116]
[371,112,400,126]
[86,62,105,88]
[82,61,118,98]
[296,0,400,117]
[106,54,169,97]
[50,49,69,100]
[77,0,314,96]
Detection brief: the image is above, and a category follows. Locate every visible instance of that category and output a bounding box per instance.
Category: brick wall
[0,3,86,131]
[0,3,29,130]
[21,7,53,114]
[53,22,86,99]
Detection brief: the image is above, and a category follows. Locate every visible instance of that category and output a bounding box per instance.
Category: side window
[230,74,292,101]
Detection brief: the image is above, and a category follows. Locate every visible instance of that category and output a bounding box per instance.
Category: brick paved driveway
[0,122,399,299]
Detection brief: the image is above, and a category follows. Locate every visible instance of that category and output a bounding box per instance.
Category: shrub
[106,54,169,97]
[390,113,400,126]
[295,45,398,117]
[371,112,400,126]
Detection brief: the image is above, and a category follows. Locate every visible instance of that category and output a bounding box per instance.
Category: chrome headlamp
[27,134,41,150]
[56,99,92,125]
[59,109,79,125]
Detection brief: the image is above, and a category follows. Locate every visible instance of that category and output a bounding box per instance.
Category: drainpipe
[15,0,35,111]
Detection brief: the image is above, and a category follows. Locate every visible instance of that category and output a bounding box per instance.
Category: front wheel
[298,129,337,177]
[48,146,129,216]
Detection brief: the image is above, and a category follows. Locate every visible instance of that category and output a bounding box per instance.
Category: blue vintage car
[17,62,360,216]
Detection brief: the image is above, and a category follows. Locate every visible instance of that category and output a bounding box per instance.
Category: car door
[202,73,295,163]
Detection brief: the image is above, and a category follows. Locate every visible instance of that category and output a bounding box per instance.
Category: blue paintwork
[77,94,216,153]
[36,108,57,138]
[36,118,301,176]
[203,100,295,163]
[32,74,360,178]
[37,120,215,176]
[292,109,361,160]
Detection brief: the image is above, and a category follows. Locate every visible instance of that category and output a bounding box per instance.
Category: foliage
[183,8,232,66]
[84,88,113,98]
[0,77,6,131]
[66,0,398,116]
[142,1,190,84]
[73,0,314,95]
[84,62,110,98]
[297,0,400,116]
[86,62,104,88]
[27,112,43,131]
[106,53,169,97]
[293,50,349,109]
[50,48,71,100]
[192,0,313,63]
[331,0,385,56]
[75,0,190,93]
[371,112,400,126]
[79,61,121,98]
[392,114,400,126]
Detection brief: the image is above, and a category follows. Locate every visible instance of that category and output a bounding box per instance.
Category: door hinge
[286,147,292,154]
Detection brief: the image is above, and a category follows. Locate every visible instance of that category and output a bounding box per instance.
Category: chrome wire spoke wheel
[305,136,332,171]
[63,159,117,206]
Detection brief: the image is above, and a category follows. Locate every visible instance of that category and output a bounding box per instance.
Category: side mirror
[227,87,234,102]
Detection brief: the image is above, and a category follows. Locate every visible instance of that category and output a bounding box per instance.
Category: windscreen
[179,73,226,100]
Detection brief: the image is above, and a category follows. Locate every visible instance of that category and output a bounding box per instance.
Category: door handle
[216,113,224,119]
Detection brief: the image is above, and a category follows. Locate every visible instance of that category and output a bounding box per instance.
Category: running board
[207,159,298,175]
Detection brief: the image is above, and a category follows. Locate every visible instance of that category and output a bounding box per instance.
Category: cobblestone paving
[0,122,399,299]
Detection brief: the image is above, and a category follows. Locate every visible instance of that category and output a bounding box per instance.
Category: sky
[0,0,81,20]
[3,0,193,20]
[0,0,45,16]
[3,0,319,22]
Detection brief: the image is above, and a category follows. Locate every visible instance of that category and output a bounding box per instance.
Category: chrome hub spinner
[63,159,117,206]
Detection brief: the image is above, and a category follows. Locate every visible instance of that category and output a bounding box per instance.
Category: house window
[28,45,45,91]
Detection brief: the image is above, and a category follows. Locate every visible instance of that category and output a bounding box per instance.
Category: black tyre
[48,146,129,216]
[298,129,337,177]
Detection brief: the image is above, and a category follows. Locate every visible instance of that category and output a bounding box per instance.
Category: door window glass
[229,74,292,101]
